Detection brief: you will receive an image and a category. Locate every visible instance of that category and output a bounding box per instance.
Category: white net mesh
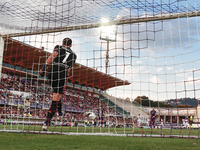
[0,0,200,138]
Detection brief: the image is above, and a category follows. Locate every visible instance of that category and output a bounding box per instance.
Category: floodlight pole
[100,20,117,74]
[105,40,109,74]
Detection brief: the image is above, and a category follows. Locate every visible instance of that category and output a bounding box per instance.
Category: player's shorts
[48,66,67,94]
[189,120,193,125]
[151,117,155,123]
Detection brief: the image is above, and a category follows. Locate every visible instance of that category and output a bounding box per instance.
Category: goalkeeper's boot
[42,120,50,131]
[42,124,48,131]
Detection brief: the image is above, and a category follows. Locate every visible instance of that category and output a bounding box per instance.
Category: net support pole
[0,36,4,79]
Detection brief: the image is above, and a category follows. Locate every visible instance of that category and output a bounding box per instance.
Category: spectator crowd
[0,74,134,127]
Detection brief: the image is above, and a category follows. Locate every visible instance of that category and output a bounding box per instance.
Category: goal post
[0,36,4,79]
[3,11,200,38]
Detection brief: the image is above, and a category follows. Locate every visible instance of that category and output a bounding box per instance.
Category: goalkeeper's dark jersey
[52,45,77,71]
[47,45,76,94]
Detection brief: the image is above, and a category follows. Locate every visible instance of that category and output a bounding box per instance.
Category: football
[89,112,96,120]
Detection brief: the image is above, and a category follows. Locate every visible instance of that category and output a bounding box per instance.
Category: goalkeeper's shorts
[48,69,66,94]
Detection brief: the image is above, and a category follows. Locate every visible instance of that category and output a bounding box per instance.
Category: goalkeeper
[39,38,77,130]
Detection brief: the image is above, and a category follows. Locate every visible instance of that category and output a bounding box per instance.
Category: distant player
[160,118,164,128]
[189,115,193,128]
[137,114,141,127]
[150,107,156,128]
[147,118,150,128]
[185,118,189,129]
[40,38,77,131]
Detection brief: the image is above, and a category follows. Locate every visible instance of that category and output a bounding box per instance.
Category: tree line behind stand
[133,96,194,108]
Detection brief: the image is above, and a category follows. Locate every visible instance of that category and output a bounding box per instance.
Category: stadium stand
[0,71,134,127]
[0,38,133,127]
[103,93,149,123]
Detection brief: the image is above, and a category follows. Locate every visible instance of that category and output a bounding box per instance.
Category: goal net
[0,0,200,138]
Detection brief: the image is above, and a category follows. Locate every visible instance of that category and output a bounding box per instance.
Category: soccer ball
[42,124,48,131]
[89,112,96,120]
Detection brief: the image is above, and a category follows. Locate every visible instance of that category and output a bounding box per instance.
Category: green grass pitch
[0,125,200,150]
[0,132,200,150]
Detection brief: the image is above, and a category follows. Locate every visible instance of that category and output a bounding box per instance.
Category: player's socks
[57,100,62,116]
[57,100,64,122]
[45,101,58,126]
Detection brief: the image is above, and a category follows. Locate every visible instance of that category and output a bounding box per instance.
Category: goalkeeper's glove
[39,63,48,77]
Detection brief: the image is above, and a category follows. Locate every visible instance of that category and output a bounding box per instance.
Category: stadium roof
[2,38,130,91]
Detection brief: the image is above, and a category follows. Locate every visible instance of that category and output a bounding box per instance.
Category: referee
[40,38,77,130]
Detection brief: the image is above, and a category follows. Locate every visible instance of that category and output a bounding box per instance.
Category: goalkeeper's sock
[57,100,62,116]
[45,101,58,126]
